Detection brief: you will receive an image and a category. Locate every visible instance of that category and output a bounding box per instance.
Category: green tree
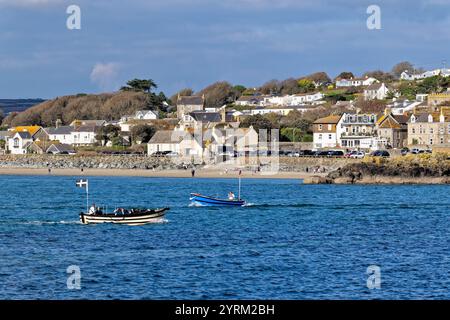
[95,125,121,146]
[239,114,273,131]
[121,79,157,93]
[131,124,156,144]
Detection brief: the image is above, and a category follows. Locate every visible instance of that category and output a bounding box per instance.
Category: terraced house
[336,113,378,149]
[312,115,342,149]
[376,112,408,149]
[408,107,450,147]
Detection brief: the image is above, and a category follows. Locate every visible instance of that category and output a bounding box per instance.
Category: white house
[336,77,378,88]
[401,68,445,81]
[262,92,324,107]
[313,115,342,149]
[8,131,33,154]
[336,113,378,150]
[71,125,98,146]
[289,92,325,105]
[45,126,74,145]
[121,110,159,122]
[147,130,203,158]
[364,83,390,101]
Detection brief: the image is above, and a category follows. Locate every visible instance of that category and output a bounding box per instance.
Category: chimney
[55,119,62,128]
[221,107,226,123]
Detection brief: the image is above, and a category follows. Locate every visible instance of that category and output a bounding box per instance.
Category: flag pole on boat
[76,179,89,213]
[238,170,242,200]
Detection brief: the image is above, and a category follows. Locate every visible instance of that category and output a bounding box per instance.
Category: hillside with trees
[2,79,170,127]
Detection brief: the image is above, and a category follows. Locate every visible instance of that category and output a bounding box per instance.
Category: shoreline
[0,167,447,184]
[0,167,320,179]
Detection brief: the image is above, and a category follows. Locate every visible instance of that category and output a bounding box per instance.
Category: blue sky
[0,0,449,99]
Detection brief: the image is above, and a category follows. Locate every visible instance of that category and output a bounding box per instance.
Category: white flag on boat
[76,179,88,188]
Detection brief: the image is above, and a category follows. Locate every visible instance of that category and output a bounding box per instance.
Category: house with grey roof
[71,125,100,146]
[176,95,205,119]
[45,126,75,145]
[8,131,33,154]
[147,130,203,157]
[364,82,391,101]
[46,143,76,155]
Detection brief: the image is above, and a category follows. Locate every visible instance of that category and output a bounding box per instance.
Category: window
[13,138,19,148]
[328,124,332,130]
[429,138,433,145]
[440,137,444,144]
[328,134,332,140]
[318,124,323,131]
[412,128,415,134]
[318,134,322,140]
[430,128,434,134]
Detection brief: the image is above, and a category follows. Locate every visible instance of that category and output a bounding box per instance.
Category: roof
[47,143,75,153]
[46,126,73,135]
[237,96,263,102]
[70,120,106,126]
[12,126,42,136]
[148,130,185,144]
[74,125,100,132]
[177,95,204,106]
[313,115,341,124]
[365,83,384,91]
[189,111,222,122]
[15,131,32,139]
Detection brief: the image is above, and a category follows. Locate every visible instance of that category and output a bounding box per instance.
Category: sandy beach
[0,167,319,179]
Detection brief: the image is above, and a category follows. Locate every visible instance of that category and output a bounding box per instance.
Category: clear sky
[0,0,449,99]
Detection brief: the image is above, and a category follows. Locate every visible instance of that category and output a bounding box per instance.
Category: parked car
[370,150,390,157]
[344,150,357,158]
[401,148,409,156]
[314,151,330,157]
[327,150,344,157]
[166,151,179,157]
[151,151,171,157]
[350,151,365,159]
[298,150,314,156]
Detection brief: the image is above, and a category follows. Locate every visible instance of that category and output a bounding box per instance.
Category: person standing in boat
[228,192,235,200]
[89,203,96,215]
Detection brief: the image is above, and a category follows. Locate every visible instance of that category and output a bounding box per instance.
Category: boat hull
[190,193,245,207]
[79,208,169,226]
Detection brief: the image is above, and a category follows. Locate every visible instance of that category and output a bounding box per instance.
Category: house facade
[71,125,99,146]
[408,107,450,147]
[335,77,378,88]
[313,115,341,149]
[376,112,408,149]
[364,83,390,101]
[337,113,378,150]
[8,132,33,154]
[176,95,205,119]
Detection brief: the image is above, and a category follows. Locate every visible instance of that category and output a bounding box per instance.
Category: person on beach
[191,168,196,177]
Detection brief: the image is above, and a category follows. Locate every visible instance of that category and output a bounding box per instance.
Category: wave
[0,220,81,226]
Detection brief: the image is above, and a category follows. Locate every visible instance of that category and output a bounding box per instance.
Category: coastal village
[1,63,450,164]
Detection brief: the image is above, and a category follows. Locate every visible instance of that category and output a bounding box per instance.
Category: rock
[334,177,355,184]
[303,176,333,184]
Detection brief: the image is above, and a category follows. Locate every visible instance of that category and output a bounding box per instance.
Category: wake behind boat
[80,208,169,226]
[190,193,245,207]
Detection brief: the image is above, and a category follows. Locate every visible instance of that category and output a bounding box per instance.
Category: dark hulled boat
[79,208,169,226]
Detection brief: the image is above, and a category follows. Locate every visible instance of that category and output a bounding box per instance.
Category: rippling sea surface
[0,175,449,299]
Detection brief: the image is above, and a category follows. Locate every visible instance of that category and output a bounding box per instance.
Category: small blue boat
[190,193,246,207]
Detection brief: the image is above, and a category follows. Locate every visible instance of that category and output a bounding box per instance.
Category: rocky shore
[0,155,186,170]
[304,154,450,184]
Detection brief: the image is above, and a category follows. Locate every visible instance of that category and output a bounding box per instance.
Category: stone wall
[0,155,188,170]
